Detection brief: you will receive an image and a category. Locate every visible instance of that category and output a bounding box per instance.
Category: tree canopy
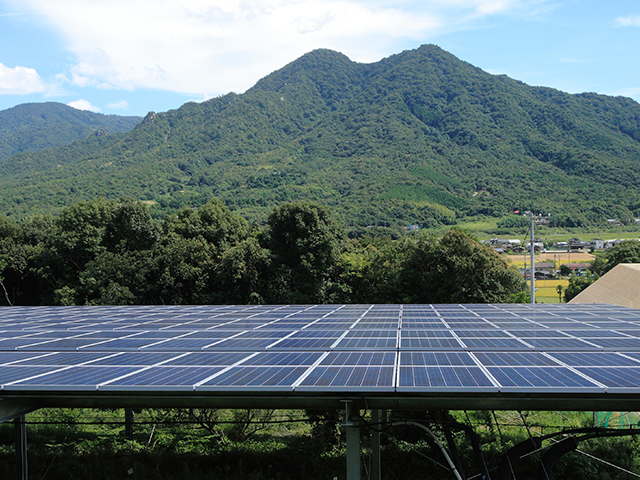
[0,198,527,307]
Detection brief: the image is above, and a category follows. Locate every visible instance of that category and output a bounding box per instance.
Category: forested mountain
[0,102,141,160]
[1,45,640,229]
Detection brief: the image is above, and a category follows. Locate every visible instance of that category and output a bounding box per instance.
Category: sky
[1,0,639,117]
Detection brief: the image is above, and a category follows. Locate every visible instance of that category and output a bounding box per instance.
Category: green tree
[564,273,598,302]
[215,237,270,305]
[398,228,526,303]
[152,234,218,305]
[79,249,155,305]
[265,202,344,304]
[163,198,248,252]
[604,240,640,273]
[52,199,117,272]
[104,199,160,252]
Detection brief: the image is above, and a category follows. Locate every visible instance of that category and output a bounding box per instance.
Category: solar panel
[5,303,640,407]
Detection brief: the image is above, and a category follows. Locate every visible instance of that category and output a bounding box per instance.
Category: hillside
[1,46,640,228]
[0,102,141,161]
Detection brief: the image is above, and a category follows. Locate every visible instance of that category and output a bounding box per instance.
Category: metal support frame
[14,415,27,480]
[342,400,361,480]
[371,410,382,480]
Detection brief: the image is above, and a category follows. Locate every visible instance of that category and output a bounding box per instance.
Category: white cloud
[108,100,129,109]
[8,0,538,97]
[0,62,45,95]
[617,15,640,27]
[67,99,101,112]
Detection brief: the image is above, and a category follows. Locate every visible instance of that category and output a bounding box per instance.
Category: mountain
[0,102,141,161]
[1,46,640,229]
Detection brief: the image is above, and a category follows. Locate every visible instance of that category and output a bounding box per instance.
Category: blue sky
[1,0,639,117]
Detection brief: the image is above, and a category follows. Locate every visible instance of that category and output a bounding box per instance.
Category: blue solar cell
[352,322,399,329]
[473,352,560,367]
[400,338,463,349]
[298,366,394,389]
[589,338,640,349]
[401,322,448,329]
[158,352,251,366]
[242,352,322,366]
[487,366,601,389]
[402,330,454,338]
[334,338,397,349]
[454,330,511,338]
[12,352,117,366]
[0,366,65,385]
[202,338,277,350]
[345,330,396,338]
[88,352,186,366]
[445,322,494,329]
[0,351,56,364]
[575,367,640,389]
[320,352,396,366]
[290,330,342,339]
[199,366,309,388]
[462,338,531,350]
[397,366,494,389]
[505,329,567,338]
[18,338,107,350]
[268,338,336,350]
[135,338,228,351]
[400,352,476,366]
[523,338,599,350]
[4,366,142,389]
[102,366,223,388]
[549,352,640,367]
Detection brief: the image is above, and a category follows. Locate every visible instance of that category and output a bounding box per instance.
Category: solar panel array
[2,303,640,395]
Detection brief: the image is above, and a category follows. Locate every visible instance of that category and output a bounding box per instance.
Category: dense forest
[0,102,140,161]
[0,198,527,307]
[1,46,640,230]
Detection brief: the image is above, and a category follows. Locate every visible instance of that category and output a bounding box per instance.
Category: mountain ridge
[1,45,639,228]
[0,102,142,161]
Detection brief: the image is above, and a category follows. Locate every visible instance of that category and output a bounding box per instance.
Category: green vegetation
[0,198,526,306]
[1,46,640,232]
[2,408,639,479]
[562,240,640,301]
[0,102,141,161]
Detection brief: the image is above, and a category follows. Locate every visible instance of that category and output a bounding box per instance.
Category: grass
[3,408,639,480]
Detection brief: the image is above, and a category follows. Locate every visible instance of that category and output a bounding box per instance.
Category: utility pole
[529,213,535,304]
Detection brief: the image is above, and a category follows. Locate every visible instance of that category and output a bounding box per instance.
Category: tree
[52,199,117,272]
[556,284,564,302]
[398,228,527,303]
[104,199,160,252]
[564,273,598,302]
[604,240,640,273]
[265,202,344,304]
[215,237,270,305]
[163,198,248,252]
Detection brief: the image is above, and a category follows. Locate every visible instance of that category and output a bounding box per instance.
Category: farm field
[505,254,593,304]
[533,278,570,303]
[506,252,595,268]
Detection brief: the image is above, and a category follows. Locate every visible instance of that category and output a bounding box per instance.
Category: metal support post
[342,400,361,480]
[125,408,134,440]
[371,410,382,480]
[14,414,28,480]
[346,424,361,480]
